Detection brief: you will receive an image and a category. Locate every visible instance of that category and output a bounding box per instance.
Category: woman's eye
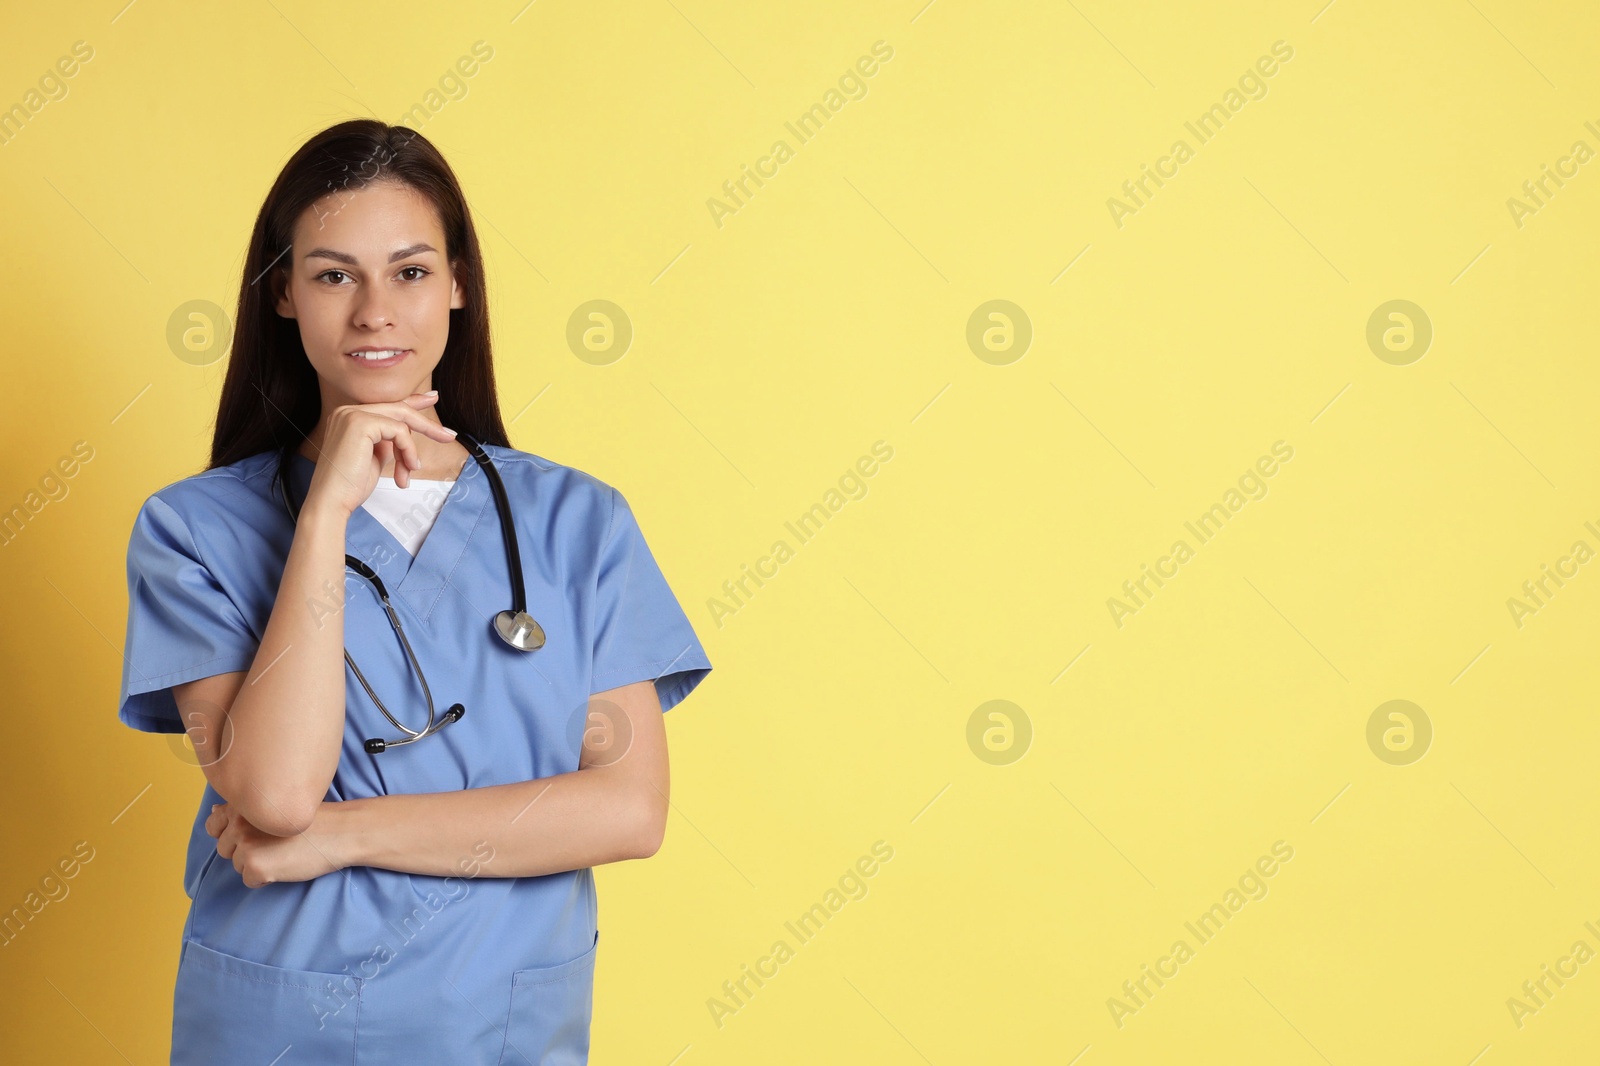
[314,267,429,284]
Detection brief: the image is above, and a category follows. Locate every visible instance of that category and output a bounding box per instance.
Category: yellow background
[3,1,1598,1062]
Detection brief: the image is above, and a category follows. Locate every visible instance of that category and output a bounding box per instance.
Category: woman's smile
[344,346,411,368]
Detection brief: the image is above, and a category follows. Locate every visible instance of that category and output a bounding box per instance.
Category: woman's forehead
[294,181,444,256]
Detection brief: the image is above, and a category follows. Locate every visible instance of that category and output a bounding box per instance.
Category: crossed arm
[174,671,670,888]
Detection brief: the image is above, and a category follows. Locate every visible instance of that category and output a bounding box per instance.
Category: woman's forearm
[218,500,352,835]
[316,765,660,878]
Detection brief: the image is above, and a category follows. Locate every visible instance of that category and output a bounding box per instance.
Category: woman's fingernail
[211,804,220,812]
[423,390,438,397]
[444,427,458,436]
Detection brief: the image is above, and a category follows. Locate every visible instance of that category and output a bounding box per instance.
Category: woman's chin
[335,381,428,406]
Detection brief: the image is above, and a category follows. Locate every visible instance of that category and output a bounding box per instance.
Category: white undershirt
[360,476,454,557]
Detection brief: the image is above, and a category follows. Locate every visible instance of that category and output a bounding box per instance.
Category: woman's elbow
[630,791,668,859]
[213,771,323,836]
[236,791,320,836]
[255,800,321,837]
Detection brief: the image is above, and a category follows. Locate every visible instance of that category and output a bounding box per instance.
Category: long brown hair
[209,120,508,469]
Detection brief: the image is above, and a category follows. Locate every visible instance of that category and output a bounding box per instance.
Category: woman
[117,119,712,1064]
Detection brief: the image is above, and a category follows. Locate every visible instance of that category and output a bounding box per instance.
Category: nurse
[117,119,712,1064]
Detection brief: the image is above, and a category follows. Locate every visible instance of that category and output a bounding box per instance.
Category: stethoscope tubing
[272,428,533,752]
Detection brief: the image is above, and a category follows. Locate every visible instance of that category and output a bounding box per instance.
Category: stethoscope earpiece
[363,704,464,754]
[276,431,539,754]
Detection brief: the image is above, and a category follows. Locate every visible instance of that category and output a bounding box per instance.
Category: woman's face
[275,180,464,410]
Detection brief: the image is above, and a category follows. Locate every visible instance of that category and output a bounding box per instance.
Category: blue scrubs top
[117,444,712,1065]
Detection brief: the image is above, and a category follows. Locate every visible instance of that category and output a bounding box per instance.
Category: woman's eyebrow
[303,242,439,265]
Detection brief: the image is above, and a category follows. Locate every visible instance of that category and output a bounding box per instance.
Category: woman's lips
[345,348,411,368]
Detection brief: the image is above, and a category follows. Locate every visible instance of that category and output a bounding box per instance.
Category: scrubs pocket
[497,934,599,1066]
[171,938,362,1065]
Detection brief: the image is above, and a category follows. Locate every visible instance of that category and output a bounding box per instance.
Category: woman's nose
[353,285,395,329]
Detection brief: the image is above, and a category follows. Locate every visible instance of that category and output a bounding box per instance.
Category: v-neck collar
[285,449,493,621]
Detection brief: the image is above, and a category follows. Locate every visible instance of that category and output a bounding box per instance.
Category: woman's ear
[273,268,296,319]
[449,260,466,309]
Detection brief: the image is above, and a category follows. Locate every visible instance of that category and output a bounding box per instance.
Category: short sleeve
[590,488,712,712]
[117,495,261,734]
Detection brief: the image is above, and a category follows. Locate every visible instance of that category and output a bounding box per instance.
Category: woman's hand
[206,801,349,888]
[303,392,460,518]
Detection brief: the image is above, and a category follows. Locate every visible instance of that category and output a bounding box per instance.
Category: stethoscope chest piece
[495,609,546,651]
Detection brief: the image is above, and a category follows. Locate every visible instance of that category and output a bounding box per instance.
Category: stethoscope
[274,429,545,753]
